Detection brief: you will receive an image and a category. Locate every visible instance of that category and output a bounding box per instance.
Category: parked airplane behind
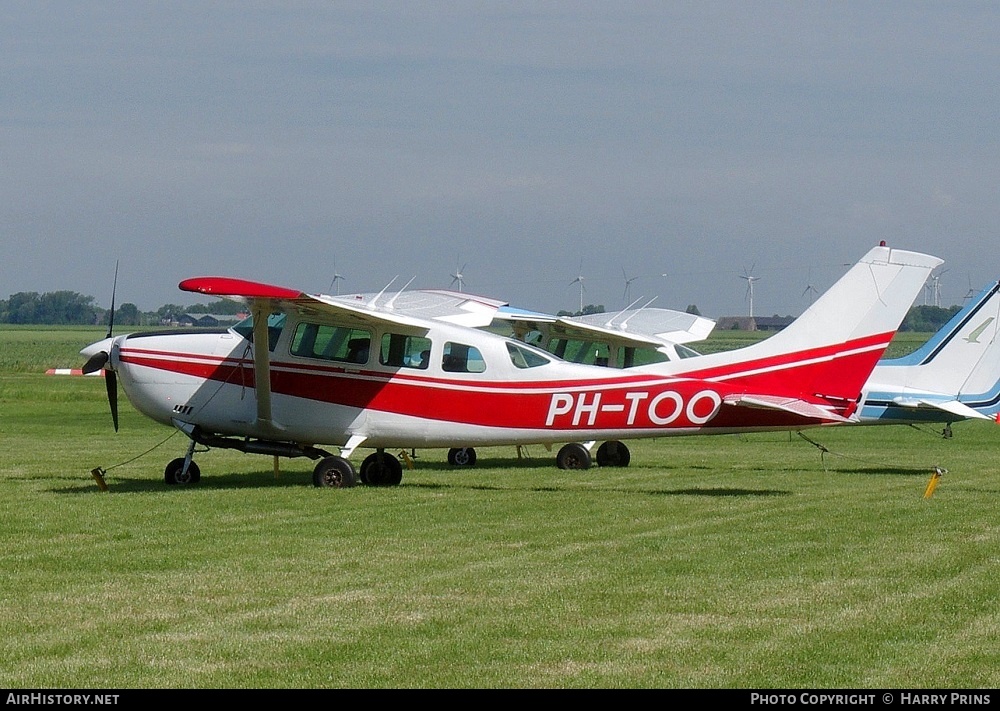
[858,279,1000,428]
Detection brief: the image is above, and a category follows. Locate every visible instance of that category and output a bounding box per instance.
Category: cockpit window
[290,323,372,364]
[232,313,286,352]
[676,344,702,359]
[507,342,551,369]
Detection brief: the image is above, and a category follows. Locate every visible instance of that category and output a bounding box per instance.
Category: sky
[3,2,999,319]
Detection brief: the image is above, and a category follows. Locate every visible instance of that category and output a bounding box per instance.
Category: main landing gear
[312,449,405,488]
[444,440,632,471]
[313,449,403,488]
[553,440,632,470]
[358,450,404,486]
[312,456,358,488]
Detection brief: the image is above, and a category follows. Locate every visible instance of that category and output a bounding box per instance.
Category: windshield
[232,312,286,351]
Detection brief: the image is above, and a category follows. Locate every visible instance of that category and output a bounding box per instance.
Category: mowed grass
[1,328,998,688]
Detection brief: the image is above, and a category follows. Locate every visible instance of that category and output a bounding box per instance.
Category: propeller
[82,262,120,431]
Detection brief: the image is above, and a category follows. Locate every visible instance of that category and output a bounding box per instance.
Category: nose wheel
[164,457,201,485]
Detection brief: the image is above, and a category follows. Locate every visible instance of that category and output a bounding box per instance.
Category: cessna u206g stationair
[81,244,940,487]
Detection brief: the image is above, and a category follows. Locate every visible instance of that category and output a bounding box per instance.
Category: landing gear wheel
[596,440,631,467]
[556,442,592,470]
[164,458,201,485]
[447,447,477,467]
[360,452,403,486]
[312,456,358,488]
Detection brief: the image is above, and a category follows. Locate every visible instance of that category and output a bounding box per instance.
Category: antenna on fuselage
[616,296,659,331]
[383,276,417,310]
[601,295,650,329]
[366,276,399,308]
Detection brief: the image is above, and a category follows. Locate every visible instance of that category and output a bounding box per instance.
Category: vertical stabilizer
[676,245,943,408]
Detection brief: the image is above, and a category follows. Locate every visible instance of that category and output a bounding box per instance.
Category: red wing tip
[179,277,304,300]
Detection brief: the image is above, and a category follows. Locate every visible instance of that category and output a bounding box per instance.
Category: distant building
[716,315,795,332]
[754,316,795,331]
[172,313,247,328]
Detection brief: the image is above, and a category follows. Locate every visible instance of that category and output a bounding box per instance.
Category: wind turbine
[801,268,819,305]
[450,262,467,292]
[570,262,586,313]
[963,276,976,305]
[328,265,345,295]
[622,268,638,306]
[926,268,948,307]
[740,265,760,319]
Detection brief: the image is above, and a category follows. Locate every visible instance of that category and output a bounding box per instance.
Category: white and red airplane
[81,243,940,487]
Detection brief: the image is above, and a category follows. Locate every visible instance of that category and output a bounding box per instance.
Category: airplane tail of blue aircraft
[860,280,1000,425]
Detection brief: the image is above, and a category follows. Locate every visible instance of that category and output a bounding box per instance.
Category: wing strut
[251,301,275,430]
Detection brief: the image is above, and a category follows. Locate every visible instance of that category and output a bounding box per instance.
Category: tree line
[0,291,245,326]
[0,289,963,331]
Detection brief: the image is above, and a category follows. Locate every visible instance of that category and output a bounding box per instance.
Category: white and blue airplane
[858,279,1000,428]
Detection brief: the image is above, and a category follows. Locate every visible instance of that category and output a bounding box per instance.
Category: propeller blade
[106,261,118,339]
[105,370,119,432]
[82,351,109,375]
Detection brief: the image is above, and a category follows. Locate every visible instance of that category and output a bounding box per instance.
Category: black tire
[312,456,358,488]
[596,440,631,467]
[360,452,403,486]
[556,442,592,470]
[165,457,201,485]
[447,447,477,467]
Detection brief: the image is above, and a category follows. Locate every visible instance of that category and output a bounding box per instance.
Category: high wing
[181,278,507,330]
[179,278,509,434]
[568,308,716,345]
[495,305,716,348]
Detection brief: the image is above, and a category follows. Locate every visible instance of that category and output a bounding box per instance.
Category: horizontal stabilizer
[722,393,855,423]
[890,397,992,421]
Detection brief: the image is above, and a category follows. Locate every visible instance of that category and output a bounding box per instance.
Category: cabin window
[233,313,286,352]
[507,342,551,369]
[379,333,433,369]
[548,338,609,366]
[442,342,486,373]
[615,345,671,368]
[290,323,372,364]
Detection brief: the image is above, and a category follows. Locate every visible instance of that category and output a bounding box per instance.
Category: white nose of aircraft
[80,335,121,431]
[80,336,116,364]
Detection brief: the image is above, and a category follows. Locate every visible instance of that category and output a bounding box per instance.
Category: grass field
[1,327,997,688]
